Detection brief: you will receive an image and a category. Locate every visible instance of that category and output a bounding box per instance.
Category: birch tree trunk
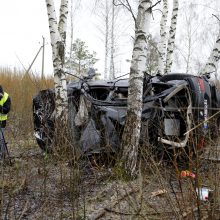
[69,0,74,60]
[158,0,168,75]
[164,0,179,74]
[201,32,220,76]
[109,1,115,80]
[59,0,69,46]
[121,0,152,177]
[45,0,69,148]
[104,0,109,79]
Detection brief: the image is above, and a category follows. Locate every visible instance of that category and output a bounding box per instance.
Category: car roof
[67,78,129,89]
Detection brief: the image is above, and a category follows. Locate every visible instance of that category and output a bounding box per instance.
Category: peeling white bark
[69,0,74,60]
[59,0,69,42]
[45,0,68,120]
[121,0,152,177]
[104,0,109,80]
[109,2,115,80]
[202,32,220,76]
[158,0,168,75]
[165,0,179,74]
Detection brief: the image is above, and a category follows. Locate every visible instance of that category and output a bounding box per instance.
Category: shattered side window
[88,88,110,100]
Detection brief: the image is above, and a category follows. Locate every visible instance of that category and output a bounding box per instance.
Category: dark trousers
[0,127,6,159]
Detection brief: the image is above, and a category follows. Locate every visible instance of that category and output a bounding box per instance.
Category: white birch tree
[93,0,111,79]
[183,4,199,74]
[45,0,69,146]
[110,1,115,80]
[121,0,152,177]
[158,0,168,75]
[164,0,179,74]
[201,31,220,76]
[69,0,74,60]
[104,0,110,79]
[171,0,219,75]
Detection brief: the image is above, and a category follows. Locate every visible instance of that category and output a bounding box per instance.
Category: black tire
[160,73,194,82]
[186,77,212,151]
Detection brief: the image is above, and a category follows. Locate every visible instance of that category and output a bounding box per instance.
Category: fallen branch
[92,188,139,220]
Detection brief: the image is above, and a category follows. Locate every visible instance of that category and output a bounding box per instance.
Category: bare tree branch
[212,14,220,22]
[113,0,161,28]
[113,0,136,26]
[150,0,162,10]
[125,0,137,26]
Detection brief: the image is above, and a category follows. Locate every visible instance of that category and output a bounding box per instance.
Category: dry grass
[0,67,53,137]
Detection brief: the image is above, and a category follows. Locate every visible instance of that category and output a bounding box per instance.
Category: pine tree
[66,38,98,77]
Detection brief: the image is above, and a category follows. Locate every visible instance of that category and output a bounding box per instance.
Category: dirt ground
[1,135,220,219]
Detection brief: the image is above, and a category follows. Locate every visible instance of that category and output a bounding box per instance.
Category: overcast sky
[1,1,220,78]
[0,0,136,78]
[0,1,53,75]
[0,1,130,77]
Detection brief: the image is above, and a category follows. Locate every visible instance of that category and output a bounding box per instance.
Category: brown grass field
[0,67,53,136]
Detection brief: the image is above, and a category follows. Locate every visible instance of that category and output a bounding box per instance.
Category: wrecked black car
[33,73,220,155]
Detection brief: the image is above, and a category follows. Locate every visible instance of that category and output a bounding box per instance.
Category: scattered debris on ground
[1,137,220,219]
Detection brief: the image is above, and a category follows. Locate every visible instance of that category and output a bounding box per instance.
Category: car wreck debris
[33,72,220,156]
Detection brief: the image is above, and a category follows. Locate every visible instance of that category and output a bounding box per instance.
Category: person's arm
[0,96,11,114]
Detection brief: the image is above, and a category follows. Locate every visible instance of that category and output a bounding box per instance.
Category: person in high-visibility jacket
[0,85,11,159]
[0,85,11,128]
